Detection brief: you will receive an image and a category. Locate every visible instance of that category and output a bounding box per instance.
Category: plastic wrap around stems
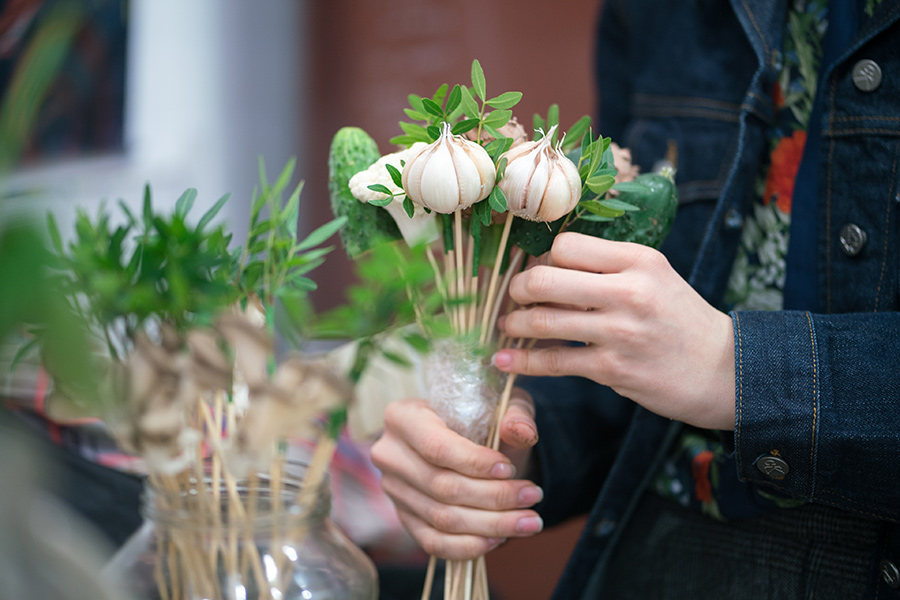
[423,338,502,445]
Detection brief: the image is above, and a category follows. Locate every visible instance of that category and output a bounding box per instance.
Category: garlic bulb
[498,124,582,222]
[401,122,496,214]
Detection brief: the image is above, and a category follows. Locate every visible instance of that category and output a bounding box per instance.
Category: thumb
[499,387,538,450]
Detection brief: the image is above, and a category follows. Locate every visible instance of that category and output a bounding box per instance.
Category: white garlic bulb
[498,124,582,222]
[401,122,496,214]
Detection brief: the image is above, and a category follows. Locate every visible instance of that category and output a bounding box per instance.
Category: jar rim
[143,460,331,529]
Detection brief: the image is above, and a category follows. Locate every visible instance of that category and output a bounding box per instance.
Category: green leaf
[367,184,394,196]
[599,198,640,212]
[198,192,231,231]
[471,59,486,101]
[547,104,560,135]
[586,174,616,195]
[460,85,480,118]
[402,196,415,218]
[368,196,393,207]
[564,115,592,151]
[422,97,444,118]
[379,348,413,368]
[142,184,153,226]
[495,156,508,183]
[46,213,63,255]
[486,91,523,109]
[611,181,651,194]
[431,83,449,106]
[488,186,507,212]
[426,125,441,141]
[445,84,462,114]
[284,183,303,240]
[533,113,546,134]
[579,199,624,218]
[389,134,421,147]
[451,118,479,135]
[472,199,492,227]
[484,137,513,161]
[482,109,512,129]
[408,93,426,114]
[296,217,346,251]
[174,188,197,218]
[404,107,429,121]
[271,156,297,197]
[386,164,403,188]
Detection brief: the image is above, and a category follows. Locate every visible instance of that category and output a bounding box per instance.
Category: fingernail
[491,462,516,479]
[518,485,544,506]
[492,351,512,369]
[510,420,538,445]
[516,516,543,534]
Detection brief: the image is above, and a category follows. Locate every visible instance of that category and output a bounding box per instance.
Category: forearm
[732,310,900,521]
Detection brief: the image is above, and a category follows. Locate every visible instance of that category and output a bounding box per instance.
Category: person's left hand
[493,232,735,430]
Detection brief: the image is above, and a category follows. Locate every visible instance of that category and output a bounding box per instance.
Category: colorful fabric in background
[0,0,128,167]
[654,0,830,520]
[725,0,827,312]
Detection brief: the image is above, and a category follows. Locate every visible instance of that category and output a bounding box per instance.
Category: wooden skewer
[478,216,514,344]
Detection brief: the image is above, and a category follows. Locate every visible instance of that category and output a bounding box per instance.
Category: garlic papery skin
[401,122,496,214]
[498,124,582,222]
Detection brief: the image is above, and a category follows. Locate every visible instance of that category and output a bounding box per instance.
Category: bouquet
[328,60,679,600]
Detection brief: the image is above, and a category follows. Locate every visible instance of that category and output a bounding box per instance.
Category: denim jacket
[528,1,900,597]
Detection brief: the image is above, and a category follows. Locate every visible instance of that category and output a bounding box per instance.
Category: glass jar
[105,468,378,600]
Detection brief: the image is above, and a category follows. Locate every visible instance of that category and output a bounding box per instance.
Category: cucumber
[568,172,678,249]
[328,126,401,257]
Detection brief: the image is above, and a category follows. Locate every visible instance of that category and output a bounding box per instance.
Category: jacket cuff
[732,310,818,501]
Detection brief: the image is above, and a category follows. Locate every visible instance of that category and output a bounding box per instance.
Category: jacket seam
[806,312,820,502]
[740,0,770,60]
[826,80,836,312]
[831,115,900,123]
[733,311,744,477]
[823,127,900,137]
[875,149,897,311]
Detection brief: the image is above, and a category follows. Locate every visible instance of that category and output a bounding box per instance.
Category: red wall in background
[306,0,601,311]
[305,3,600,598]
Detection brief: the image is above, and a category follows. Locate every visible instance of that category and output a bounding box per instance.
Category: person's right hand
[370,389,543,560]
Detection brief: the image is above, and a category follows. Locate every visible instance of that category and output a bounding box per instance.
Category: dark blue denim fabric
[529,1,900,598]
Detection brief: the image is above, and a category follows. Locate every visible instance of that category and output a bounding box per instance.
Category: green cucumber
[328,126,401,257]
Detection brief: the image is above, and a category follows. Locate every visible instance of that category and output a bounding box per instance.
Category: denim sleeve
[523,375,635,527]
[732,310,900,522]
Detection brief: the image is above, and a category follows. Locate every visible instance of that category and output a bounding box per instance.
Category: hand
[493,232,735,430]
[370,389,542,560]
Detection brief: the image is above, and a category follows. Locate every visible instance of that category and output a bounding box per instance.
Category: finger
[549,231,652,273]
[396,511,509,561]
[501,305,600,343]
[381,399,515,479]
[379,441,543,511]
[508,265,607,308]
[492,345,599,379]
[498,388,538,450]
[383,476,543,539]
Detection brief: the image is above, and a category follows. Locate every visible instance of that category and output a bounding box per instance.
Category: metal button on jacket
[852,59,882,92]
[881,560,900,589]
[839,223,867,256]
[756,455,790,479]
